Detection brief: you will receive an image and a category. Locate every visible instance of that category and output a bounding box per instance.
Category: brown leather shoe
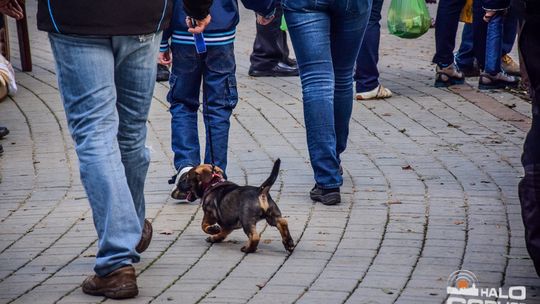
[136,219,152,253]
[82,265,138,299]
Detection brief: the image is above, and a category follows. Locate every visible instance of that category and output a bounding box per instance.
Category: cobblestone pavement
[1,2,539,304]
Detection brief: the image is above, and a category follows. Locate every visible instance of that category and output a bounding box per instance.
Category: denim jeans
[484,12,504,74]
[168,43,237,174]
[455,8,518,69]
[354,0,384,93]
[283,0,371,188]
[433,0,466,66]
[49,33,160,277]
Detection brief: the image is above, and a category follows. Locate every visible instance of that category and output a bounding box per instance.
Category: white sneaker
[355,84,393,100]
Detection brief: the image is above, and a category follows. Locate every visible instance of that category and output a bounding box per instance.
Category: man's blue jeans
[354,0,384,93]
[283,0,371,188]
[49,33,160,277]
[168,43,237,174]
[455,7,518,70]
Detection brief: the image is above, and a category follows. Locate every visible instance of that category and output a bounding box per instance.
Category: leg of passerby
[168,44,203,201]
[500,7,520,76]
[455,23,480,77]
[202,44,237,174]
[479,13,519,90]
[284,0,370,205]
[113,34,160,253]
[156,63,170,82]
[354,0,392,100]
[433,0,466,87]
[249,5,298,77]
[49,33,144,299]
[518,14,540,277]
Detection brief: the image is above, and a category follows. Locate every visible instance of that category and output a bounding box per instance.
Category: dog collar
[201,173,226,193]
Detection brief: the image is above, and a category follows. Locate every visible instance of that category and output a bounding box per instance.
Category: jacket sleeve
[183,0,213,20]
[160,25,173,52]
[240,0,275,16]
[483,0,511,10]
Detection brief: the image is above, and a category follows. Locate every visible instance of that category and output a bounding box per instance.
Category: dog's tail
[259,158,281,195]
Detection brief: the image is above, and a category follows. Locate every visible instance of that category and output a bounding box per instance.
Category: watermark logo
[446,270,527,304]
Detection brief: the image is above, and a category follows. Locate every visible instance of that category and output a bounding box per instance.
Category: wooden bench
[2,2,32,72]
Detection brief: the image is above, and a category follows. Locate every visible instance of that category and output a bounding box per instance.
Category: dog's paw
[283,238,295,253]
[206,236,224,243]
[241,245,256,253]
[206,224,221,235]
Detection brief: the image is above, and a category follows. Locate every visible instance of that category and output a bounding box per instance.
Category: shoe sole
[434,77,465,88]
[83,284,138,299]
[310,192,341,205]
[478,82,519,91]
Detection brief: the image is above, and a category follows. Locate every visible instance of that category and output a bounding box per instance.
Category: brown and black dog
[176,159,294,253]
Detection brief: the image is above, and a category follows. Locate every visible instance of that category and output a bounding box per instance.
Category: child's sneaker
[478,72,519,90]
[501,54,520,76]
[355,84,392,100]
[170,166,192,200]
[434,63,465,87]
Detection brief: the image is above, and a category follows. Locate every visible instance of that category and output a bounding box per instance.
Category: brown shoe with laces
[82,265,138,299]
[136,219,152,253]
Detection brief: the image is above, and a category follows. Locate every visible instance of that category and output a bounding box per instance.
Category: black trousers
[518,17,540,276]
[249,6,291,70]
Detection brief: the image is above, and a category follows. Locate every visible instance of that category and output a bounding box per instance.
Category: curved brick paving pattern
[0,2,539,304]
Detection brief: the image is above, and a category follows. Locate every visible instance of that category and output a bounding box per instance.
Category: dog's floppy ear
[195,165,214,184]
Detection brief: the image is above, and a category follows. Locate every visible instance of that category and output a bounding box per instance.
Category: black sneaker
[0,126,9,139]
[156,64,170,82]
[310,185,341,205]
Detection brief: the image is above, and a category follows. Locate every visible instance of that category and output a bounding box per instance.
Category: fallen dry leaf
[401,165,412,170]
[454,220,464,225]
[262,239,272,244]
[386,200,402,205]
[159,229,173,235]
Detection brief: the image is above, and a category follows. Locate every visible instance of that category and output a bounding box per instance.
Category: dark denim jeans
[433,0,466,66]
[282,0,371,188]
[455,7,518,69]
[484,12,504,74]
[168,43,238,174]
[354,0,384,93]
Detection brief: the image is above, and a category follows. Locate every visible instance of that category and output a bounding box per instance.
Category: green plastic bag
[280,15,287,31]
[387,0,431,39]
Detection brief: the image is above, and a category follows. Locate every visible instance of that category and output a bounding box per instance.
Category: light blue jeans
[49,33,160,276]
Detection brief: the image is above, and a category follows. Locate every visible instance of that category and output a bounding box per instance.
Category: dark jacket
[160,0,274,51]
[36,0,212,36]
[483,0,511,10]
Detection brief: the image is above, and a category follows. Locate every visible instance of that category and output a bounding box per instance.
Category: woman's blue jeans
[283,0,371,188]
[49,33,160,276]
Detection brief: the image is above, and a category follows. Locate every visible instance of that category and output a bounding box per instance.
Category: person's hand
[483,10,496,22]
[256,14,274,25]
[186,15,211,34]
[0,0,24,20]
[158,50,172,66]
